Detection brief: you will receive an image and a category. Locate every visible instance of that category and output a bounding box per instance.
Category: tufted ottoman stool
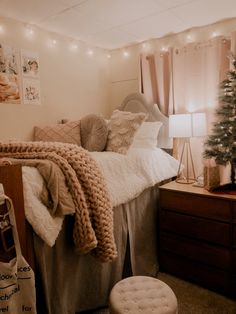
[109,276,178,314]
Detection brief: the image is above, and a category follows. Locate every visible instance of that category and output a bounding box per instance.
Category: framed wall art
[21,50,40,78]
[0,44,21,104]
[22,78,40,105]
[21,50,41,105]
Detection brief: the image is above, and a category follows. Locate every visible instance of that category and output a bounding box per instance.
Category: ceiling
[0,0,236,50]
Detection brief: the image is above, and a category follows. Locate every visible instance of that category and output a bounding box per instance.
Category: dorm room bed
[0,93,178,314]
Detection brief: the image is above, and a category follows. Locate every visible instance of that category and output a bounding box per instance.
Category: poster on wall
[21,50,40,78]
[0,43,21,104]
[22,78,40,105]
[21,50,41,105]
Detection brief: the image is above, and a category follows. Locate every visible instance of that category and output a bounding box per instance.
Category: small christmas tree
[204,54,236,189]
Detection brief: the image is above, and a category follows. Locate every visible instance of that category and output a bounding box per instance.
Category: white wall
[110,46,140,111]
[0,17,111,141]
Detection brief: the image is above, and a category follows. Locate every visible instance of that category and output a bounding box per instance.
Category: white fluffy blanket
[22,166,64,247]
[22,148,179,246]
[91,148,179,207]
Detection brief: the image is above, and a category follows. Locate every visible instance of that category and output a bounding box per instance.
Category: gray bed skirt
[34,185,159,314]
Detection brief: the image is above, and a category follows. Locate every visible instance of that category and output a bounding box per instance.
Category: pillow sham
[106,110,147,154]
[80,114,108,152]
[34,120,81,145]
[130,121,163,149]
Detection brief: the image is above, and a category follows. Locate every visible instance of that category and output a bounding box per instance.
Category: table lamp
[169,112,207,184]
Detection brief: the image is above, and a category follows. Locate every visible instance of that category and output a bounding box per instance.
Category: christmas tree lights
[204,54,236,188]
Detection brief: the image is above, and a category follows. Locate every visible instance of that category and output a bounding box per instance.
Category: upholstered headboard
[118,93,173,149]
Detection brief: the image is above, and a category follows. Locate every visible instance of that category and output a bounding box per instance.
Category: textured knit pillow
[130,121,163,149]
[34,120,81,145]
[106,110,147,154]
[80,114,108,151]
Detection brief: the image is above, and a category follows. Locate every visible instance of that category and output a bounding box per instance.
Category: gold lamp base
[176,177,196,184]
[176,139,196,184]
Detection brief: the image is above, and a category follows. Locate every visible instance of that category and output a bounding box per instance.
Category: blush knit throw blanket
[0,141,117,262]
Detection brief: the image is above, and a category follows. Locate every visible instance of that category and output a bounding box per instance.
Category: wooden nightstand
[159,181,236,297]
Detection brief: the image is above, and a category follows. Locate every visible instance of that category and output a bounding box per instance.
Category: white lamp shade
[192,112,207,137]
[169,114,192,138]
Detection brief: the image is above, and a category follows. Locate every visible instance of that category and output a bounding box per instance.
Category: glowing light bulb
[107,53,111,59]
[87,49,94,56]
[28,28,34,35]
[142,42,147,48]
[161,47,168,52]
[70,42,78,51]
[140,41,151,52]
[123,50,129,58]
[0,25,5,34]
[212,31,218,38]
[25,25,35,38]
[186,34,194,43]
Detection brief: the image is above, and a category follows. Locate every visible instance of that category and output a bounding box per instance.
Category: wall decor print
[23,78,40,105]
[21,50,40,78]
[0,44,21,104]
[21,50,41,105]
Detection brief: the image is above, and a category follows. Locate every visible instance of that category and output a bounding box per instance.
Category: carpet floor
[82,272,236,314]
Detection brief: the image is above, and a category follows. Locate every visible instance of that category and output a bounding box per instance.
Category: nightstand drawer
[160,190,230,221]
[233,226,236,246]
[160,211,230,245]
[161,253,232,294]
[160,233,230,270]
[233,250,236,272]
[233,202,236,222]
[232,277,236,297]
[160,252,231,294]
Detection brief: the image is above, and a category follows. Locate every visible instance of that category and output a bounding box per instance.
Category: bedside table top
[159,180,236,201]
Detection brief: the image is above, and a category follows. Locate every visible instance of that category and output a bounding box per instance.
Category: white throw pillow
[130,121,163,149]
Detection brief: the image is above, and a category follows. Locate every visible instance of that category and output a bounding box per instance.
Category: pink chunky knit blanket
[0,141,117,262]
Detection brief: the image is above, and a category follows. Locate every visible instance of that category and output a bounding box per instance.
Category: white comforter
[22,148,179,246]
[91,148,179,207]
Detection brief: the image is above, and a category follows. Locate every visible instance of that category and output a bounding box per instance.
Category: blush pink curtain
[139,50,177,156]
[172,36,230,176]
[231,31,236,59]
[139,51,173,116]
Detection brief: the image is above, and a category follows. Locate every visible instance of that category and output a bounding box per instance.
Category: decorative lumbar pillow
[130,121,163,149]
[106,110,147,154]
[34,120,81,145]
[80,114,108,152]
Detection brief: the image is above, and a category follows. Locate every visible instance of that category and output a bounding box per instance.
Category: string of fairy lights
[0,20,227,59]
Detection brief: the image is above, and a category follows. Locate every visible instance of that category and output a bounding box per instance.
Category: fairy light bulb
[212,31,218,38]
[28,28,34,36]
[87,49,94,56]
[142,42,147,49]
[123,50,130,58]
[0,25,5,34]
[141,41,151,52]
[186,34,194,43]
[69,42,78,51]
[161,46,168,52]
